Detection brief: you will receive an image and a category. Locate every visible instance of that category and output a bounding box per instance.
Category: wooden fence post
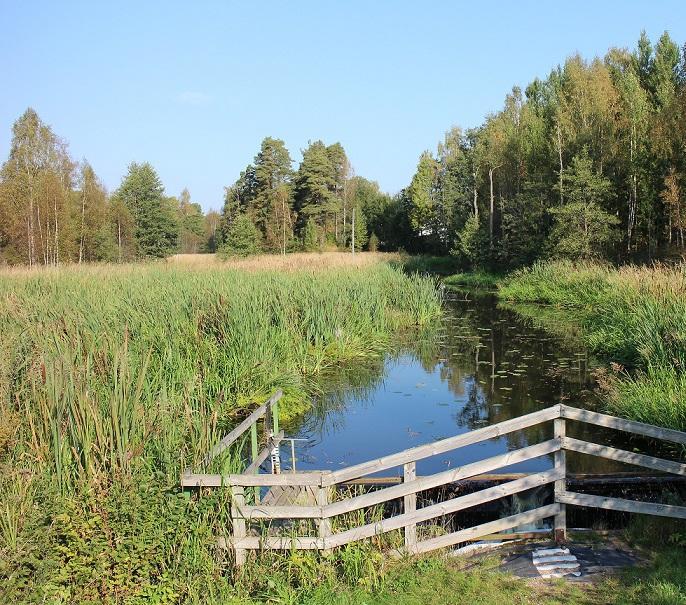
[404,461,417,553]
[317,482,331,551]
[231,485,247,567]
[554,417,566,542]
[250,423,260,504]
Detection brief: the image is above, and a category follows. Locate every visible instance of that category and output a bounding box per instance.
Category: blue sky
[1,1,685,211]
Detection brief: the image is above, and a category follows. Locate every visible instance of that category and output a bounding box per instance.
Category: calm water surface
[286,291,622,476]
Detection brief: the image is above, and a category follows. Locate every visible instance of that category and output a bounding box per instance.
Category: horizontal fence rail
[181,402,686,566]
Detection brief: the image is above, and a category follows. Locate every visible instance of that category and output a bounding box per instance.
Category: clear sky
[1,1,685,211]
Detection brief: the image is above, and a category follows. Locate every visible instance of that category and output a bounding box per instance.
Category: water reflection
[287,292,628,476]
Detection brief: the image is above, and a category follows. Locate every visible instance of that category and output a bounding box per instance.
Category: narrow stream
[285,291,638,477]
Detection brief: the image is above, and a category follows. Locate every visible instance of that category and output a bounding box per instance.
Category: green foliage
[294,141,335,231]
[368,232,379,252]
[549,151,620,259]
[113,162,178,258]
[501,261,686,430]
[219,214,262,257]
[0,260,442,604]
[454,214,489,267]
[350,208,368,251]
[302,218,319,252]
[444,271,501,289]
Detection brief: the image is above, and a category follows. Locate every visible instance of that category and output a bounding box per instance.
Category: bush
[218,214,262,257]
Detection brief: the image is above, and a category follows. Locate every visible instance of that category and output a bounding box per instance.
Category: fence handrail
[239,438,561,520]
[560,405,686,445]
[184,402,686,565]
[200,390,282,468]
[322,405,561,486]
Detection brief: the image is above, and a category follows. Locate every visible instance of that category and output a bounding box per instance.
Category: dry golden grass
[0,252,400,279]
[167,251,399,271]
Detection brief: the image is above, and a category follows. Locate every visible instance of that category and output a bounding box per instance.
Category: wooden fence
[181,398,686,566]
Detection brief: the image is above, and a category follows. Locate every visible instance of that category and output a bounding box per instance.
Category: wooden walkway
[263,483,318,506]
[181,394,686,567]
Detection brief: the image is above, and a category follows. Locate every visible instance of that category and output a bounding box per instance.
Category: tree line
[398,30,686,267]
[0,108,219,265]
[2,31,685,266]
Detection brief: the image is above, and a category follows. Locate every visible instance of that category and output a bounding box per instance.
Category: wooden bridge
[181,391,686,566]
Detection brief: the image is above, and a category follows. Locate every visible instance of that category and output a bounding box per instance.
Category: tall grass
[0,256,441,604]
[500,260,686,429]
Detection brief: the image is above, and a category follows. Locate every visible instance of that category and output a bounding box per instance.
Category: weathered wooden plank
[231,486,247,566]
[324,405,561,486]
[556,491,686,519]
[326,468,562,548]
[561,405,686,445]
[180,471,324,487]
[204,390,283,464]
[413,504,561,554]
[240,503,322,519]
[235,440,561,520]
[317,486,332,546]
[404,461,417,552]
[554,418,566,542]
[324,439,560,518]
[233,535,325,550]
[562,437,686,476]
[244,431,284,475]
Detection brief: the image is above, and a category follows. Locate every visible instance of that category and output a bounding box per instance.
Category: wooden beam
[324,438,560,518]
[554,418,566,542]
[404,461,417,553]
[325,405,561,485]
[232,535,325,550]
[231,486,247,566]
[562,437,686,476]
[561,405,686,445]
[413,504,561,554]
[204,390,283,465]
[180,471,324,487]
[244,431,284,475]
[326,468,562,548]
[556,491,686,519]
[237,441,562,520]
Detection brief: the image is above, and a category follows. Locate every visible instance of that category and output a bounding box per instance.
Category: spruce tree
[113,162,178,258]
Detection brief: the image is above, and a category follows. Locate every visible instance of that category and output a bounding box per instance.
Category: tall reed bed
[0,258,441,604]
[499,261,686,430]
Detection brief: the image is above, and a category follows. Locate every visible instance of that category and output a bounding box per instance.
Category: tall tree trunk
[54,195,59,266]
[79,189,86,263]
[488,167,496,248]
[556,122,564,205]
[37,203,46,265]
[472,170,478,219]
[118,219,122,263]
[351,207,355,256]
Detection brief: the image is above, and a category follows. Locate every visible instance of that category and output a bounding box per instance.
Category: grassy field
[4,253,686,604]
[0,252,442,604]
[499,261,686,431]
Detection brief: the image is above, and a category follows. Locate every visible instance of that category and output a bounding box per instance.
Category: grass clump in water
[444,271,502,290]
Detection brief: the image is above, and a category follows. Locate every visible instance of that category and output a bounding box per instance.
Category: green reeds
[500,260,686,430]
[0,259,442,603]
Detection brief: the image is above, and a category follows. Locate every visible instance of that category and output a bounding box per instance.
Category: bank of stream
[280,289,684,531]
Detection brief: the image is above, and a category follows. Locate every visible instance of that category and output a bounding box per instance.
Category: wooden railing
[181,401,686,566]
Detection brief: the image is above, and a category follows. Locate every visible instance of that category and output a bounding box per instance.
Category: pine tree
[549,150,619,259]
[219,214,262,257]
[294,141,335,241]
[113,162,178,258]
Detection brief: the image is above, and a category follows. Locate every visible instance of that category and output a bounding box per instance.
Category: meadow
[0,252,442,604]
[499,261,686,431]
